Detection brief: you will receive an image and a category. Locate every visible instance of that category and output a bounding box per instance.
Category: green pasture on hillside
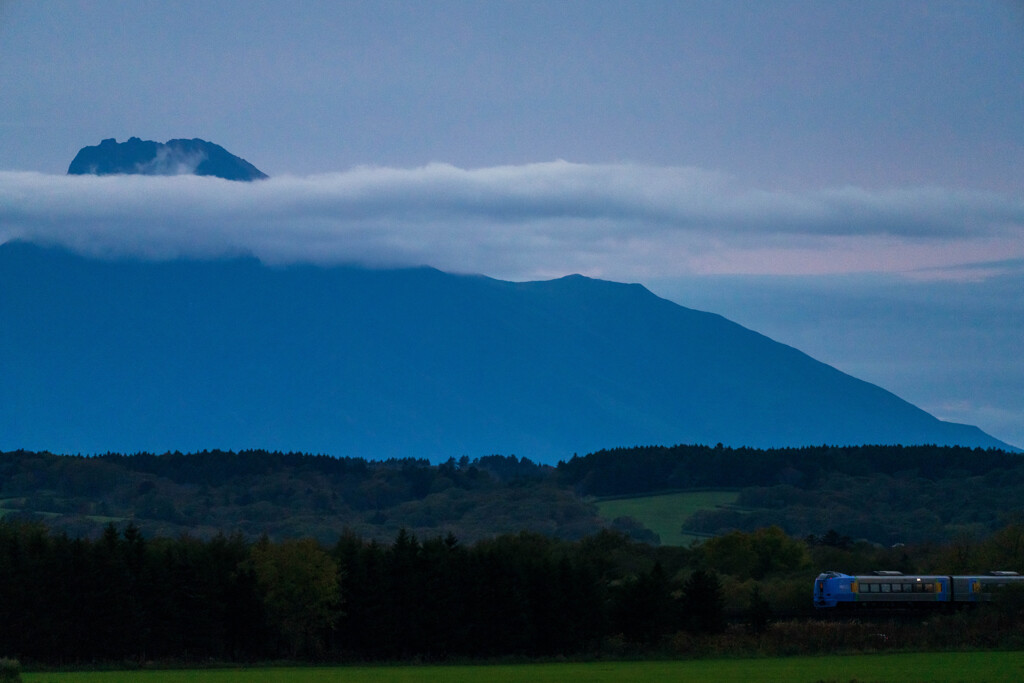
[596,489,739,545]
[0,504,120,524]
[0,502,59,520]
[23,652,1024,683]
[0,498,21,518]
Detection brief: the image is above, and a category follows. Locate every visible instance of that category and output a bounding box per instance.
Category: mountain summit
[67,137,268,181]
[0,242,1014,460]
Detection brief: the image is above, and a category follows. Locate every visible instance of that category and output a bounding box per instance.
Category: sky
[1,0,1023,448]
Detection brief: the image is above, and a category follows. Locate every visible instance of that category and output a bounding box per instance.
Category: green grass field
[22,652,1024,683]
[596,489,739,545]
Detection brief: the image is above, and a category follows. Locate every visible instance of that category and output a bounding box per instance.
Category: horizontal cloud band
[1,162,1022,280]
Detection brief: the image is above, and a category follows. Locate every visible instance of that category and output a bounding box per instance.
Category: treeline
[558,443,1022,496]
[0,521,727,663]
[3,521,1024,664]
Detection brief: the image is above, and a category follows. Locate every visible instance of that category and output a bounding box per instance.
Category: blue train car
[814,571,1024,609]
[814,571,949,609]
[950,572,1024,605]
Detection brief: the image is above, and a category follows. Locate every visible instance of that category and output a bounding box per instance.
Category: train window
[924,583,934,592]
[881,583,890,592]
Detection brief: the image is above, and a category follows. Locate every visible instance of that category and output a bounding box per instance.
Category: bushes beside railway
[695,608,1024,658]
[0,659,21,683]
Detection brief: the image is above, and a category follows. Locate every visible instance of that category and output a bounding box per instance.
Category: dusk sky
[1,1,1022,448]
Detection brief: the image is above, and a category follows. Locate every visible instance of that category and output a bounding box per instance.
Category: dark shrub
[0,658,21,683]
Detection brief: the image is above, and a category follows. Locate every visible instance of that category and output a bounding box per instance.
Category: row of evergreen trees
[0,521,727,663]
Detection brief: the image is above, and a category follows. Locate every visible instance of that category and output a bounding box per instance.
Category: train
[814,570,1024,609]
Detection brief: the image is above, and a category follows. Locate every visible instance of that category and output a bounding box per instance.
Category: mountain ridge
[0,241,1014,460]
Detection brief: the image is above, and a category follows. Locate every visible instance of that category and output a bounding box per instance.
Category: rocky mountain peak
[67,137,268,181]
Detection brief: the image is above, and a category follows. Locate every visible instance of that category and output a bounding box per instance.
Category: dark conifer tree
[682,569,726,634]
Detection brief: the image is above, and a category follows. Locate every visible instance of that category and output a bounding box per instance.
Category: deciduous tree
[249,536,341,656]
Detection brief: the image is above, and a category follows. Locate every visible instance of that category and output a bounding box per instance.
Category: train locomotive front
[815,570,1023,609]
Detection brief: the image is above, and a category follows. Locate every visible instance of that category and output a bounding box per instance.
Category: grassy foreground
[23,652,1024,683]
[596,490,739,545]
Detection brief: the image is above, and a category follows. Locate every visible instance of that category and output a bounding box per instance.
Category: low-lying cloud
[2,162,1022,281]
[135,146,209,176]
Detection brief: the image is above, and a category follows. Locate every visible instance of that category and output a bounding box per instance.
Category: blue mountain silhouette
[0,242,1012,460]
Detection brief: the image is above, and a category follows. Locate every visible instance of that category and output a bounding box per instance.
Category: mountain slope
[67,137,268,180]
[0,242,1012,460]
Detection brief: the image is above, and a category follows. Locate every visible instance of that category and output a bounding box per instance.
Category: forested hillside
[1,444,1021,545]
[0,451,598,544]
[560,444,1024,545]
